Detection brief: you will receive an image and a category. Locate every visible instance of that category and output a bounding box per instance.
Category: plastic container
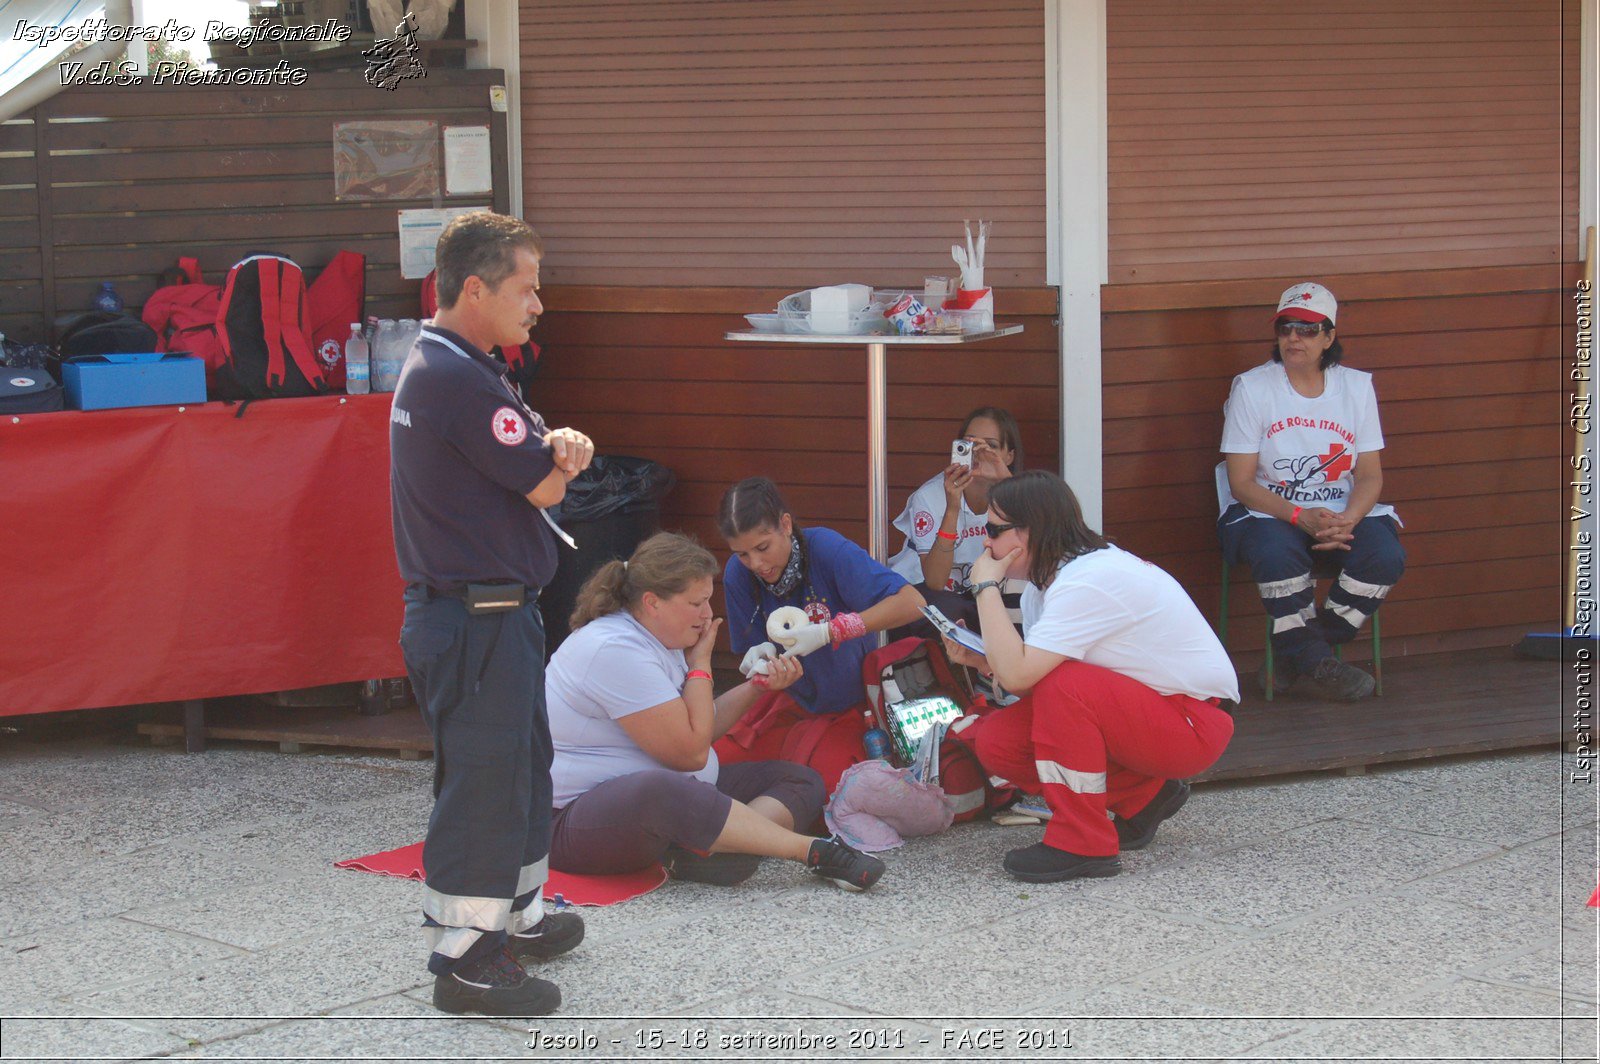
[344,324,370,394]
[93,282,124,314]
[863,717,893,761]
[744,313,784,333]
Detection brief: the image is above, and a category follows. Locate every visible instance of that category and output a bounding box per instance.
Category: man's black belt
[416,582,537,614]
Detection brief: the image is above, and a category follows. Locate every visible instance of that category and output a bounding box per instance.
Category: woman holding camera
[546,532,885,891]
[941,472,1238,883]
[888,406,1026,631]
[713,477,926,793]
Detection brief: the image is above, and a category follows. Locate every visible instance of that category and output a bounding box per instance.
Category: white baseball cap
[1273,282,1337,326]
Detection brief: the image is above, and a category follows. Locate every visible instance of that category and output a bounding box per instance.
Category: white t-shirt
[1220,361,1396,522]
[546,611,717,808]
[1021,545,1240,703]
[889,473,988,590]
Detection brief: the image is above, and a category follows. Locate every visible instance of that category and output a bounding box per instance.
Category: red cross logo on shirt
[1318,444,1352,480]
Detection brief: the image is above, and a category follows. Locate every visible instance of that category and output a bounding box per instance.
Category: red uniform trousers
[962,660,1234,857]
[712,690,866,804]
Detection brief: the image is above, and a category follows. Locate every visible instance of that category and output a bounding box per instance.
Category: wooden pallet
[138,699,431,758]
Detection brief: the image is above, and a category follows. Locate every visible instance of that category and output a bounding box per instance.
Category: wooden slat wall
[1106,0,1580,284]
[519,0,1048,288]
[1100,265,1571,661]
[0,70,508,343]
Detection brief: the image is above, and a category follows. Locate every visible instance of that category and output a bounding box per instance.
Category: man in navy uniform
[391,212,593,1016]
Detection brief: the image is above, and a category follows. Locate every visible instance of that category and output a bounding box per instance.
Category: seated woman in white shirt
[940,472,1238,883]
[546,532,885,891]
[887,406,1027,633]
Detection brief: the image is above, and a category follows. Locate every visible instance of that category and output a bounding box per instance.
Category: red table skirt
[0,394,406,716]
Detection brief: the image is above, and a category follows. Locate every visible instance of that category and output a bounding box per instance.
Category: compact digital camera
[951,438,974,467]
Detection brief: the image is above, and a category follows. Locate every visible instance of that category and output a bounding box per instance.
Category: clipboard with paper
[919,604,985,656]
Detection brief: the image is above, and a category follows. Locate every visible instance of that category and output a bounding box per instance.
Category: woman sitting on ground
[715,477,926,793]
[888,405,1028,634]
[545,532,884,891]
[1220,281,1404,701]
[941,471,1238,883]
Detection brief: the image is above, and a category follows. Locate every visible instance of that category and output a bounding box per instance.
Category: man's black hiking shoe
[806,836,884,892]
[509,911,585,962]
[1258,656,1298,696]
[433,944,560,1017]
[1115,779,1190,851]
[663,846,762,886]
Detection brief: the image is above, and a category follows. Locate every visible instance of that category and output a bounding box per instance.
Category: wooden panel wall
[529,286,1060,656]
[519,0,1048,289]
[1101,265,1571,662]
[0,70,508,344]
[1106,0,1580,284]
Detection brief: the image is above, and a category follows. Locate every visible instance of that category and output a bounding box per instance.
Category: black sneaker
[662,846,762,886]
[805,836,885,892]
[1002,842,1121,883]
[508,911,585,962]
[1115,779,1190,851]
[1311,657,1376,701]
[433,944,561,1017]
[1257,656,1298,696]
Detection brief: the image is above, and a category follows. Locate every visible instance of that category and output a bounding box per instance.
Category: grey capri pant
[549,760,825,876]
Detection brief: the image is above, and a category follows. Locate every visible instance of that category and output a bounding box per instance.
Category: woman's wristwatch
[970,580,1004,597]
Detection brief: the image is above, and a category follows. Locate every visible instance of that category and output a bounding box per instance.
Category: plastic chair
[1215,463,1382,700]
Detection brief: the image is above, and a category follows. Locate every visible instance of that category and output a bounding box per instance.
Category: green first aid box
[63,352,207,411]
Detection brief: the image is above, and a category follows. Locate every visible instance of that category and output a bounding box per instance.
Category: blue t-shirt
[724,526,907,716]
[390,325,559,591]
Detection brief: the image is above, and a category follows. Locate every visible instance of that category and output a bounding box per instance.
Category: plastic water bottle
[344,323,370,395]
[93,282,124,314]
[862,712,893,761]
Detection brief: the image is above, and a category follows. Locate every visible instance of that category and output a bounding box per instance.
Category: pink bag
[824,759,954,852]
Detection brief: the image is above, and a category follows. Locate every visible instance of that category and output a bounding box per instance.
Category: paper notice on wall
[399,207,485,279]
[443,126,493,196]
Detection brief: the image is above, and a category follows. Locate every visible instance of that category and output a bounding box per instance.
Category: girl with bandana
[713,477,926,796]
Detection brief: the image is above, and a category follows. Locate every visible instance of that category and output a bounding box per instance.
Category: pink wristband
[829,612,868,647]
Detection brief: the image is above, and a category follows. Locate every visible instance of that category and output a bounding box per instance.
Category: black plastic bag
[549,455,675,524]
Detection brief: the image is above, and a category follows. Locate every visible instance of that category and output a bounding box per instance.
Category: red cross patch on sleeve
[491,406,528,446]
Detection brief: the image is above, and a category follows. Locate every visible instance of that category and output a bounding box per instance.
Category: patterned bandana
[763,532,806,597]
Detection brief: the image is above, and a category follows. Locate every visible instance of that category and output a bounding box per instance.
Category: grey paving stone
[0,917,241,1014]
[167,790,433,877]
[1129,894,1555,1016]
[1017,986,1311,1059]
[164,1013,539,1058]
[72,923,422,1044]
[1351,752,1577,846]
[0,1015,190,1061]
[1091,817,1501,930]
[785,899,1238,1017]
[1264,979,1581,1060]
[120,863,418,951]
[1487,941,1600,1003]
[529,907,899,1018]
[0,842,302,940]
[1389,837,1572,931]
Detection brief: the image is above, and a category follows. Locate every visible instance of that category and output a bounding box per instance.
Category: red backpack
[861,637,1011,822]
[214,254,327,399]
[141,257,225,387]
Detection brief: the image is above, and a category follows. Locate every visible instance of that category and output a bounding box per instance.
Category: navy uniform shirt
[390,324,559,592]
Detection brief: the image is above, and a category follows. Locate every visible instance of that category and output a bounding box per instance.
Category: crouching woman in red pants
[945,471,1239,882]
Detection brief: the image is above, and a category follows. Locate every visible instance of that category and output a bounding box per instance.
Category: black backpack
[0,368,63,413]
[58,311,158,359]
[214,254,328,399]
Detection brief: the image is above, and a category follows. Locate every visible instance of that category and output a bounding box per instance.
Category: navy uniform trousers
[1220,507,1405,675]
[400,588,552,976]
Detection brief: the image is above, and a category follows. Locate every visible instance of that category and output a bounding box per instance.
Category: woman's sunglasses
[1274,320,1326,338]
[985,520,1018,538]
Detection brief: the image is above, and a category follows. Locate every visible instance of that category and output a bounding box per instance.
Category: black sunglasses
[1275,320,1326,338]
[985,520,1019,538]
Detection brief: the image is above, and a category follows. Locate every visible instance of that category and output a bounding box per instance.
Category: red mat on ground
[336,842,666,906]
